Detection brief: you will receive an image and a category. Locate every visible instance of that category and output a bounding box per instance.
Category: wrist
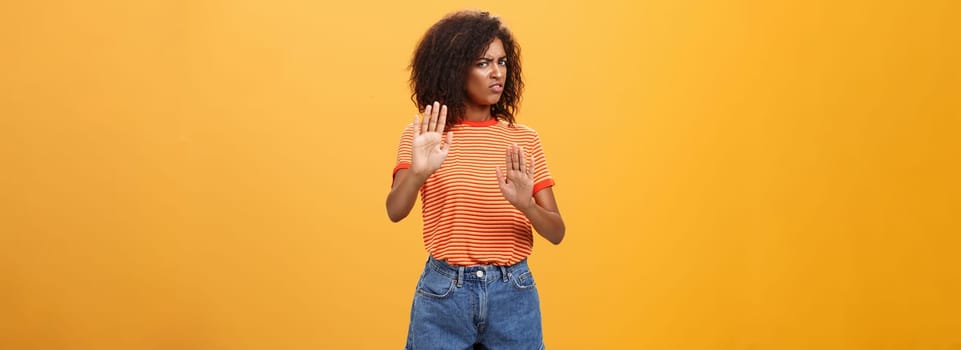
[519,197,537,215]
[407,170,430,187]
[414,173,430,186]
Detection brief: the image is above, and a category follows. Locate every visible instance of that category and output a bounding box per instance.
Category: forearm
[521,201,565,245]
[386,170,426,222]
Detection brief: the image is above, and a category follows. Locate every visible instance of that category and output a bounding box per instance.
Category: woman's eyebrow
[478,55,508,61]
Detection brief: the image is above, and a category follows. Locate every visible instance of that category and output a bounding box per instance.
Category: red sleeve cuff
[532,179,555,195]
[391,162,411,187]
[393,162,410,176]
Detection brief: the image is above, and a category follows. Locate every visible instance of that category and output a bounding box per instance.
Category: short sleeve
[527,129,555,195]
[392,123,414,186]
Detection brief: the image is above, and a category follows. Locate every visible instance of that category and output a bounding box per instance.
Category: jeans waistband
[426,255,528,287]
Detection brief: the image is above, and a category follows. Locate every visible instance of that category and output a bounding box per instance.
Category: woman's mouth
[489,83,503,93]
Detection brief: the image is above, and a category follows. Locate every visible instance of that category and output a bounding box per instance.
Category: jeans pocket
[416,268,455,299]
[511,270,536,290]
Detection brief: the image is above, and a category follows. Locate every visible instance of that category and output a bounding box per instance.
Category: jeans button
[476,270,484,277]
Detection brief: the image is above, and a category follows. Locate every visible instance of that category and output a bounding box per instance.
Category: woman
[386,10,565,350]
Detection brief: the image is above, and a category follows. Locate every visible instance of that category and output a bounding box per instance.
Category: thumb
[441,131,453,151]
[496,167,506,184]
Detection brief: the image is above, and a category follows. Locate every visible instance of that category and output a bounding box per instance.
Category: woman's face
[465,37,507,108]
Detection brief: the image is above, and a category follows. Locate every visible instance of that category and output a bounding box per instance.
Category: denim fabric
[405,255,545,350]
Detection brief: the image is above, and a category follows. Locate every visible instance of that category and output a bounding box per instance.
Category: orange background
[2,0,959,349]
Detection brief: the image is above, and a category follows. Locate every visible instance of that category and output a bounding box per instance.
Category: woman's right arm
[386,169,427,222]
[386,101,451,222]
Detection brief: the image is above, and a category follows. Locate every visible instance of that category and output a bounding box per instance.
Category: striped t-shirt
[392,118,554,266]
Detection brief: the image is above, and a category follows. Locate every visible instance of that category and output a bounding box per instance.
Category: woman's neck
[463,103,493,122]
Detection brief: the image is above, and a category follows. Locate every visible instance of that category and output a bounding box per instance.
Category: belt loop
[500,265,509,282]
[456,266,464,288]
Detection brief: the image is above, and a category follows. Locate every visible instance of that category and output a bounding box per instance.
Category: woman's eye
[478,62,489,67]
[498,60,507,66]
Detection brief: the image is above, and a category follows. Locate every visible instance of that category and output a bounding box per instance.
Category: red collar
[458,118,498,127]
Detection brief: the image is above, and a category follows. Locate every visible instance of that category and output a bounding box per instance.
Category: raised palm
[411,102,453,178]
[496,144,535,211]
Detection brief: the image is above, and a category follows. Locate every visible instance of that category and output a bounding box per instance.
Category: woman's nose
[491,65,502,78]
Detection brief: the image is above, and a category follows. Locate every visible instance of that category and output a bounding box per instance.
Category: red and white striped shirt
[392,118,554,266]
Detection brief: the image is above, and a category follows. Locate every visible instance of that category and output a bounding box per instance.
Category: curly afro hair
[409,10,523,129]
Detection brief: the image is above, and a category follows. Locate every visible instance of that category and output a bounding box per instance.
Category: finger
[496,166,506,184]
[513,145,520,171]
[517,145,526,173]
[429,101,440,132]
[527,153,534,176]
[506,145,514,171]
[437,104,448,132]
[421,104,432,133]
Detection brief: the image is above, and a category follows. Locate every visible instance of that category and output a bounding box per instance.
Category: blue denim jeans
[404,255,545,350]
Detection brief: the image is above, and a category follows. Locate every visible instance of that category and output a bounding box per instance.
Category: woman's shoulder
[398,122,415,133]
[498,120,537,133]
[499,121,542,140]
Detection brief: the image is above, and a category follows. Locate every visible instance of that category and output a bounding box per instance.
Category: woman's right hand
[410,101,453,179]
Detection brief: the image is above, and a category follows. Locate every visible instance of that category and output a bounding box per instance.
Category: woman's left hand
[496,144,535,212]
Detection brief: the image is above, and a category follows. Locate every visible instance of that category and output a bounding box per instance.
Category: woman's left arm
[522,187,565,245]
[496,144,566,245]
